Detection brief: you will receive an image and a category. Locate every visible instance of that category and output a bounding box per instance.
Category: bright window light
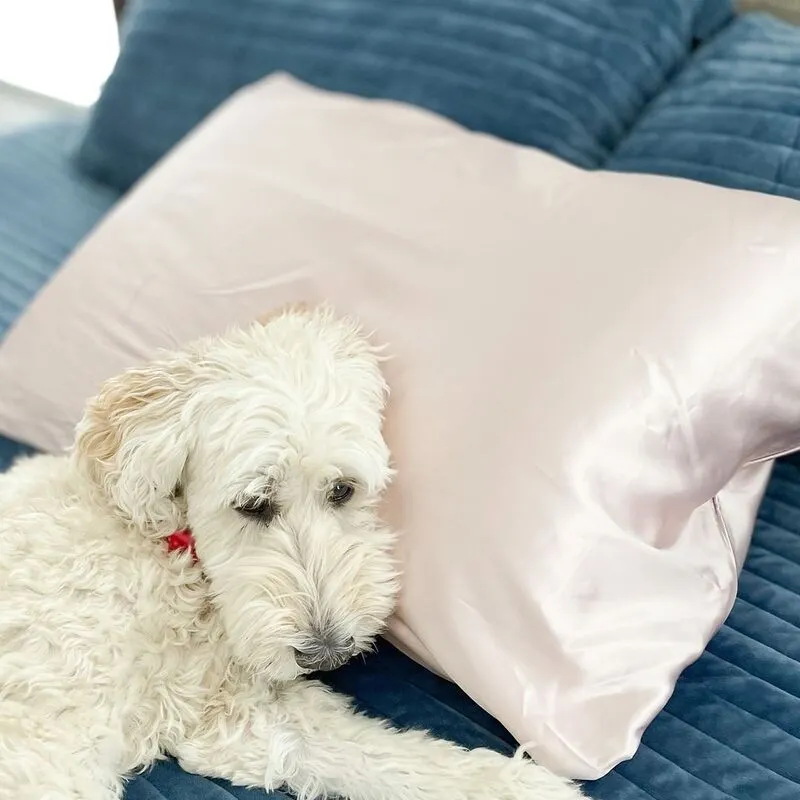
[0,1,119,106]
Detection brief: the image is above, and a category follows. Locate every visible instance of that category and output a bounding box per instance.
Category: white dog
[0,306,582,800]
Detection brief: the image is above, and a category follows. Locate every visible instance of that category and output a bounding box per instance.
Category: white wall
[0,0,119,106]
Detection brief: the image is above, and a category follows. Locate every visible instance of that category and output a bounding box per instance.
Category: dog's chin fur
[0,306,582,800]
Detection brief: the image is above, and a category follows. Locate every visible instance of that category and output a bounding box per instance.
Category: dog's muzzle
[293,629,357,672]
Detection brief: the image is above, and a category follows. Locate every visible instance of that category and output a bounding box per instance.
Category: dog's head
[74,306,397,681]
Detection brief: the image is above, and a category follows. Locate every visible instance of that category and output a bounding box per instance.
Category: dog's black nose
[293,633,356,672]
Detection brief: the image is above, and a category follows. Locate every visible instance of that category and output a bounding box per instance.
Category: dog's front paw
[465,749,584,800]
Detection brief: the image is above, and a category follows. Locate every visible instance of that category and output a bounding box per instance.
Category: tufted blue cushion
[76,0,732,192]
[608,13,800,198]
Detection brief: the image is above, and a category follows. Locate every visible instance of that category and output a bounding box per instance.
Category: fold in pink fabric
[1,76,798,778]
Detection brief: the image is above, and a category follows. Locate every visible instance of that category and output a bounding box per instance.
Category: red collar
[165,528,198,563]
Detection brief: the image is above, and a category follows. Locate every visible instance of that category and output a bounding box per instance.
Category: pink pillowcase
[2,75,800,778]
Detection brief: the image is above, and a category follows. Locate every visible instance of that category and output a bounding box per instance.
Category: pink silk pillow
[1,75,799,779]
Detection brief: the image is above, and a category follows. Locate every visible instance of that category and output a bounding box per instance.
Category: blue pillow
[77,0,732,192]
[609,13,800,199]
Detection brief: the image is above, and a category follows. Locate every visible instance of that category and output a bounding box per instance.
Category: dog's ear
[73,351,200,533]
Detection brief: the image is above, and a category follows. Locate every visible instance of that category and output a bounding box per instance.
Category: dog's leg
[174,678,583,800]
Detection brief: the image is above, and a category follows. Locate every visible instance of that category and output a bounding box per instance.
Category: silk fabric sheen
[0,77,797,778]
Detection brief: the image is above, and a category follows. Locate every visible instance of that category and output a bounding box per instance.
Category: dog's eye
[328,481,355,506]
[235,497,277,526]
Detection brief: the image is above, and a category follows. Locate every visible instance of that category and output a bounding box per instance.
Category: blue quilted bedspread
[609,14,800,198]
[2,2,800,799]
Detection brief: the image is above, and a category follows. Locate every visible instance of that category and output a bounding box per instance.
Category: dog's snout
[293,632,356,673]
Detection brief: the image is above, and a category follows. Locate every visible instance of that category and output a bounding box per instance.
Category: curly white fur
[0,306,583,800]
